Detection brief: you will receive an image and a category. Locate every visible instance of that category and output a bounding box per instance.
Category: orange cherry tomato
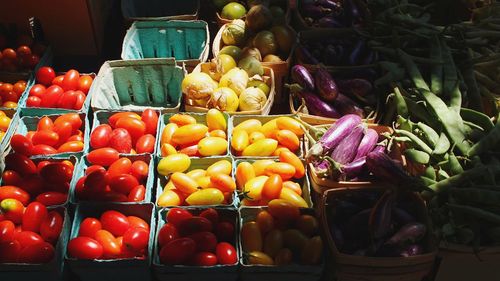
[57,141,84,153]
[279,150,305,179]
[283,181,302,196]
[108,112,141,128]
[32,130,59,147]
[115,117,146,144]
[78,75,93,94]
[262,174,283,200]
[264,163,296,181]
[276,129,300,151]
[107,158,132,180]
[37,116,54,131]
[210,174,236,192]
[169,114,196,126]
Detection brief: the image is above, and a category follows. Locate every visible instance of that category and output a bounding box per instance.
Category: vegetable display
[0,79,27,109]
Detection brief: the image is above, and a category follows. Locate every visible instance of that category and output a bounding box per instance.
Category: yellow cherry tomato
[0,116,11,132]
[209,129,227,139]
[235,162,255,189]
[275,117,304,137]
[231,129,249,152]
[261,119,279,139]
[186,188,224,205]
[276,129,300,151]
[264,162,296,181]
[279,150,305,179]
[172,124,208,145]
[210,174,236,192]
[206,108,227,131]
[279,187,308,208]
[161,143,177,156]
[164,180,176,190]
[157,189,183,207]
[160,123,178,145]
[283,181,302,196]
[169,113,197,126]
[186,169,207,181]
[243,176,268,201]
[170,172,199,194]
[247,251,274,265]
[206,160,232,176]
[198,137,228,156]
[157,154,191,176]
[233,119,262,134]
[242,139,278,157]
[249,131,266,144]
[197,176,216,189]
[252,160,275,176]
[2,102,17,109]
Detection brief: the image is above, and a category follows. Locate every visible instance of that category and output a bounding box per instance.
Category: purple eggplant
[333,94,364,117]
[366,150,419,189]
[331,124,365,164]
[299,90,342,118]
[354,128,378,160]
[315,67,339,102]
[302,3,331,18]
[306,114,362,159]
[343,156,366,178]
[337,79,373,97]
[312,159,331,177]
[291,65,315,90]
[386,223,427,245]
[401,244,424,257]
[316,0,341,10]
[369,190,396,239]
[317,17,344,27]
[297,44,319,64]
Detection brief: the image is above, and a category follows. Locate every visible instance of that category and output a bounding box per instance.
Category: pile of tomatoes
[160,109,228,157]
[1,156,74,207]
[157,156,235,207]
[0,110,12,141]
[158,208,238,266]
[236,151,308,207]
[90,109,158,155]
[231,116,304,157]
[0,79,27,108]
[26,67,93,110]
[0,38,45,72]
[241,201,322,266]
[74,156,149,203]
[0,202,64,263]
[68,210,150,260]
[11,113,85,155]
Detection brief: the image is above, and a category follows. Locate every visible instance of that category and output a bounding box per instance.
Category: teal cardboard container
[19,72,96,117]
[233,158,313,208]
[121,0,199,22]
[66,203,155,281]
[14,113,89,158]
[156,156,238,208]
[0,108,20,159]
[121,20,209,62]
[86,109,161,156]
[239,207,324,281]
[229,114,306,159]
[90,59,184,112]
[0,206,71,281]
[153,206,240,281]
[156,112,230,158]
[69,154,154,204]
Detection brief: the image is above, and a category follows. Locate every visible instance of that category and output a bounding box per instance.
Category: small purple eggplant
[386,223,427,245]
[291,65,315,90]
[369,190,396,239]
[312,159,331,177]
[342,156,367,179]
[354,128,379,160]
[333,94,365,117]
[317,17,345,27]
[331,124,366,164]
[299,90,342,118]
[316,0,342,10]
[365,150,416,188]
[302,3,331,18]
[400,244,424,257]
[337,79,373,98]
[315,67,339,102]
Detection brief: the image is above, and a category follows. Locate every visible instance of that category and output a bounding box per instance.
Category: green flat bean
[468,112,500,157]
[448,153,464,175]
[460,108,494,132]
[448,203,500,224]
[462,67,484,112]
[404,148,431,164]
[430,36,443,95]
[463,121,486,132]
[416,122,440,147]
[426,165,500,194]
[437,169,450,180]
[394,87,409,117]
[452,188,500,206]
[397,115,415,132]
[394,129,433,154]
[475,70,500,90]
[424,165,436,180]
[433,133,451,156]
[420,176,437,186]
[441,40,461,111]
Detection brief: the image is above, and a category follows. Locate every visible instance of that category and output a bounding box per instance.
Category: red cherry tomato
[158,223,179,247]
[39,162,73,184]
[22,202,48,233]
[82,168,107,193]
[100,210,130,236]
[166,208,193,226]
[57,141,84,153]
[188,252,218,266]
[29,84,46,98]
[26,96,42,107]
[141,109,158,135]
[52,75,64,87]
[1,170,22,186]
[0,220,15,243]
[95,229,121,258]
[135,134,155,154]
[78,75,93,94]
[61,69,80,91]
[108,174,139,195]
[32,144,58,155]
[54,113,82,134]
[159,238,196,265]
[215,242,238,265]
[74,90,86,109]
[215,222,235,242]
[107,158,132,180]
[35,192,68,206]
[10,134,33,157]
[115,117,146,144]
[5,151,45,171]
[0,186,30,205]
[68,237,103,260]
[67,135,84,142]
[40,210,63,244]
[18,241,55,263]
[87,148,120,166]
[57,90,78,109]
[0,240,21,263]
[90,124,112,149]
[37,116,54,131]
[40,85,64,108]
[32,130,59,147]
[127,216,149,231]
[127,185,146,202]
[36,66,56,86]
[53,121,73,144]
[123,227,149,252]
[108,128,132,153]
[131,160,149,182]
[108,112,141,128]
[78,218,102,238]
[199,208,219,225]
[188,231,218,252]
[16,45,31,57]
[16,231,44,248]
[178,217,213,236]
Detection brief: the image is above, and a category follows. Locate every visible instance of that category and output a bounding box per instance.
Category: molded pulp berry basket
[152,206,239,281]
[66,203,155,281]
[90,59,184,112]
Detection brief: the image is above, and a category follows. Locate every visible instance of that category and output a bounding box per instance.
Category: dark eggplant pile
[298,0,368,28]
[302,114,419,186]
[289,65,375,119]
[327,188,430,257]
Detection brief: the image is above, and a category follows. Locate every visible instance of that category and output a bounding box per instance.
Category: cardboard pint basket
[66,203,155,281]
[319,186,437,281]
[153,207,240,281]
